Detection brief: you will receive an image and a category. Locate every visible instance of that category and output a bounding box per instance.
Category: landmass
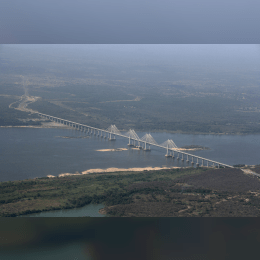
[1,55,260,135]
[1,166,260,217]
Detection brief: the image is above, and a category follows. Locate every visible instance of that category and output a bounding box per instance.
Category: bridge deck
[37,112,234,168]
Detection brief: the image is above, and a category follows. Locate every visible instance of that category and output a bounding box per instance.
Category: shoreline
[1,125,260,135]
[56,166,182,178]
[0,123,72,129]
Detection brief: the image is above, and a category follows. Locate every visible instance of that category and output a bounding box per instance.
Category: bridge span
[37,112,233,169]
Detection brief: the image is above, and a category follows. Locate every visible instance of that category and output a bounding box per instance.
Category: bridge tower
[160,139,178,157]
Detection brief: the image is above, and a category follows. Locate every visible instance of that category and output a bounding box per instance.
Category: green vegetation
[27,92,260,134]
[2,167,260,217]
[0,167,206,217]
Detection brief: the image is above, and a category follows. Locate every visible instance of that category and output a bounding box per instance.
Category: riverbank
[0,122,71,129]
[0,167,206,217]
[1,166,260,217]
[57,166,181,177]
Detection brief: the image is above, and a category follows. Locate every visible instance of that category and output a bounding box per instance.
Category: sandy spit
[96,148,128,152]
[175,148,199,151]
[58,166,180,177]
[47,175,56,178]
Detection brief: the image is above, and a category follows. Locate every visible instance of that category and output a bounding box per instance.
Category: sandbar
[96,148,128,152]
[175,148,198,151]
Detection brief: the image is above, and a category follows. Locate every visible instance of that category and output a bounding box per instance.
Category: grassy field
[1,167,260,217]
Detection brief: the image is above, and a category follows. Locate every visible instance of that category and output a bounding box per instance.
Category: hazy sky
[2,44,259,66]
[1,0,259,43]
[1,45,259,78]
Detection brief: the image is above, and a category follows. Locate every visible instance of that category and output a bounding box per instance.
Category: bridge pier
[186,154,189,163]
[201,159,204,167]
[108,132,116,141]
[181,153,184,161]
[165,144,172,157]
[137,141,142,149]
[172,151,175,158]
[196,158,199,167]
[207,161,209,167]
[177,153,180,160]
[143,141,151,151]
[128,136,133,146]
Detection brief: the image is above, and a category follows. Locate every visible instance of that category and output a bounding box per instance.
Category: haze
[1,44,260,78]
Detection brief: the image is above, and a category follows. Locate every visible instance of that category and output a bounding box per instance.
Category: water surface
[18,203,105,217]
[1,127,260,182]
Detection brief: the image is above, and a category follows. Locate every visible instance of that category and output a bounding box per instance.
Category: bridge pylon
[160,139,178,157]
[140,134,157,150]
[125,129,140,147]
[107,125,121,140]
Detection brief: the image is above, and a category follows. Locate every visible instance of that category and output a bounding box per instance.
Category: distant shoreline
[1,124,260,135]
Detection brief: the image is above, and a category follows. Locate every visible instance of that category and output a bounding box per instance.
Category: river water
[1,127,260,258]
[1,127,260,182]
[18,203,106,217]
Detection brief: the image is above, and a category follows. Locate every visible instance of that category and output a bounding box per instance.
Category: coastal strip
[58,166,181,177]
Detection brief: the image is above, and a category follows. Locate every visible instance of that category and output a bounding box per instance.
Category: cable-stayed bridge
[37,112,233,168]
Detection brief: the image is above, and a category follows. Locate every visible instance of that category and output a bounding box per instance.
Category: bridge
[37,112,233,169]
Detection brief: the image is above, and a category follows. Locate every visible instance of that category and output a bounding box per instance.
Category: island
[179,145,210,151]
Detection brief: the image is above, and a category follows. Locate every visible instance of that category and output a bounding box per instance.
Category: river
[18,203,106,217]
[1,127,260,182]
[1,127,260,259]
